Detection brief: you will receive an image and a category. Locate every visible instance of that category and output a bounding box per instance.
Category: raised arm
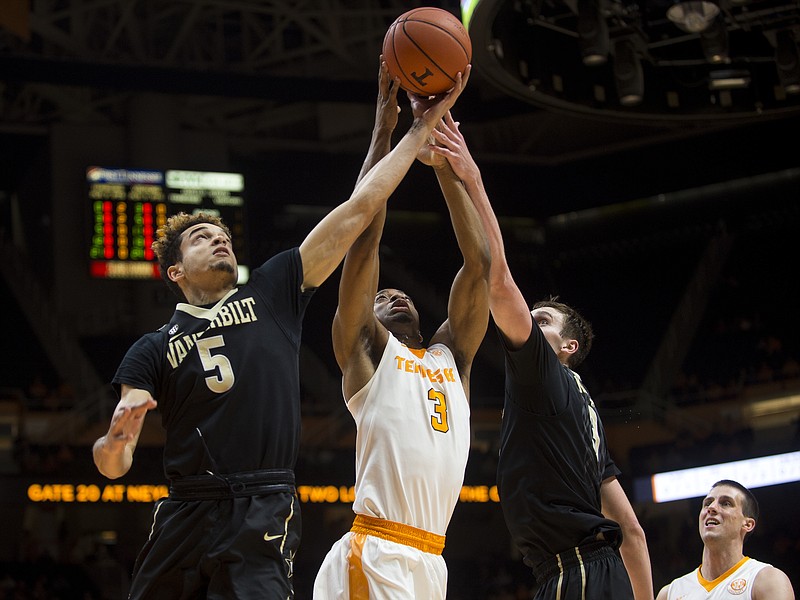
[332,62,399,399]
[601,476,655,600]
[428,114,533,349]
[419,113,490,385]
[92,385,157,479]
[353,60,401,186]
[298,65,471,291]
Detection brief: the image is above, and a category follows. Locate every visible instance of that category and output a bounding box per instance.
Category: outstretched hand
[415,135,446,167]
[415,118,447,168]
[407,65,471,127]
[427,111,479,181]
[104,396,157,451]
[376,58,401,133]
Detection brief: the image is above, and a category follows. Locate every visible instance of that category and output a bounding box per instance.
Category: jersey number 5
[197,335,235,393]
[428,389,449,433]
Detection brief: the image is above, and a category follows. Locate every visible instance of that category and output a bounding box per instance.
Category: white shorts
[313,531,448,599]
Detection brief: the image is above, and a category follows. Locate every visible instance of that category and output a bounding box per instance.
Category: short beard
[210,262,235,275]
[210,261,237,286]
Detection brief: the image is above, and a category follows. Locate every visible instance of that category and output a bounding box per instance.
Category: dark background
[1,1,798,598]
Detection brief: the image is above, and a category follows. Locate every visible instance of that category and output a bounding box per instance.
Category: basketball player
[426,114,654,600]
[90,61,470,600]
[656,480,794,600]
[312,91,490,596]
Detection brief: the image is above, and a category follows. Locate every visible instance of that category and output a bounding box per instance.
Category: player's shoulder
[752,563,794,599]
[131,326,169,348]
[655,583,671,600]
[258,246,300,273]
[129,328,167,360]
[426,340,457,362]
[658,568,699,600]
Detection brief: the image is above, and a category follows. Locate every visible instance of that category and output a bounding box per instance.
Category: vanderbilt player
[430,114,654,600]
[91,61,470,600]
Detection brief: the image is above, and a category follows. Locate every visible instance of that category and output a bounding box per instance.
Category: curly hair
[531,297,594,368]
[152,212,232,300]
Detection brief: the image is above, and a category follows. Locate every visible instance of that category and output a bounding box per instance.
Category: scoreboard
[87,167,248,281]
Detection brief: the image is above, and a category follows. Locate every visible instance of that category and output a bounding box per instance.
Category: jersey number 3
[197,335,235,393]
[428,389,449,433]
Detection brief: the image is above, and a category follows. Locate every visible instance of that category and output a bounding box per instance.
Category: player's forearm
[300,118,433,288]
[619,530,655,600]
[356,124,394,184]
[435,166,490,270]
[355,116,435,199]
[462,174,517,293]
[460,175,532,345]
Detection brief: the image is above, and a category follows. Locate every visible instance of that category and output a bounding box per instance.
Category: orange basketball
[382,7,472,96]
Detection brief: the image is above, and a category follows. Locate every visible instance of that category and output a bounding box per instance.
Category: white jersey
[313,335,470,599]
[349,334,470,535]
[665,557,770,599]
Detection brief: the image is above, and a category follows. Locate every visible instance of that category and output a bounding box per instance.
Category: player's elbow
[479,239,492,278]
[94,456,125,480]
[488,268,517,301]
[93,440,132,480]
[98,466,124,480]
[466,238,491,280]
[621,519,648,548]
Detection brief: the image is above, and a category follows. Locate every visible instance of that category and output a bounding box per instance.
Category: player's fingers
[432,126,459,148]
[388,75,401,98]
[444,71,466,105]
[461,64,472,87]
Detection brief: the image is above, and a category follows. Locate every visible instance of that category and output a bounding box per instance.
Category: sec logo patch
[727,578,748,595]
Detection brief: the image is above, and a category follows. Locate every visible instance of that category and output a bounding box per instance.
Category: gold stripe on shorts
[554,546,588,600]
[350,514,445,555]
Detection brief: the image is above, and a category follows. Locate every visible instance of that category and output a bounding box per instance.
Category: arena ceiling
[1,0,798,208]
[1,1,798,443]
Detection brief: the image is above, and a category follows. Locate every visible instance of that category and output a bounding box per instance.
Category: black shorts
[128,470,300,600]
[532,542,634,600]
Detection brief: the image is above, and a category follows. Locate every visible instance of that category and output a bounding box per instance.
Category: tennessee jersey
[665,557,770,600]
[313,334,470,599]
[349,334,470,534]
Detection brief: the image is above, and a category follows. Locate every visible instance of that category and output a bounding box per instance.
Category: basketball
[382,7,472,96]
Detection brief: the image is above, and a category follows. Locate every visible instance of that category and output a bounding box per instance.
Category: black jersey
[496,321,621,571]
[113,248,314,480]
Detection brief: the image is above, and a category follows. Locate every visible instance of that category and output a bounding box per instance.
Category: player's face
[698,484,753,544]
[177,223,238,284]
[531,307,570,357]
[374,288,420,330]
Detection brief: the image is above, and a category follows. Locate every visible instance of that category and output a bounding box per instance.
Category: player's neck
[394,331,423,349]
[182,277,236,306]
[701,546,745,581]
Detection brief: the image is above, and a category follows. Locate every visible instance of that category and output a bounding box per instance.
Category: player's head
[531,298,594,368]
[701,480,759,543]
[374,288,423,346]
[152,212,234,300]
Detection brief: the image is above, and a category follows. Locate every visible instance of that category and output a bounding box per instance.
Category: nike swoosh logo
[264,533,283,541]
